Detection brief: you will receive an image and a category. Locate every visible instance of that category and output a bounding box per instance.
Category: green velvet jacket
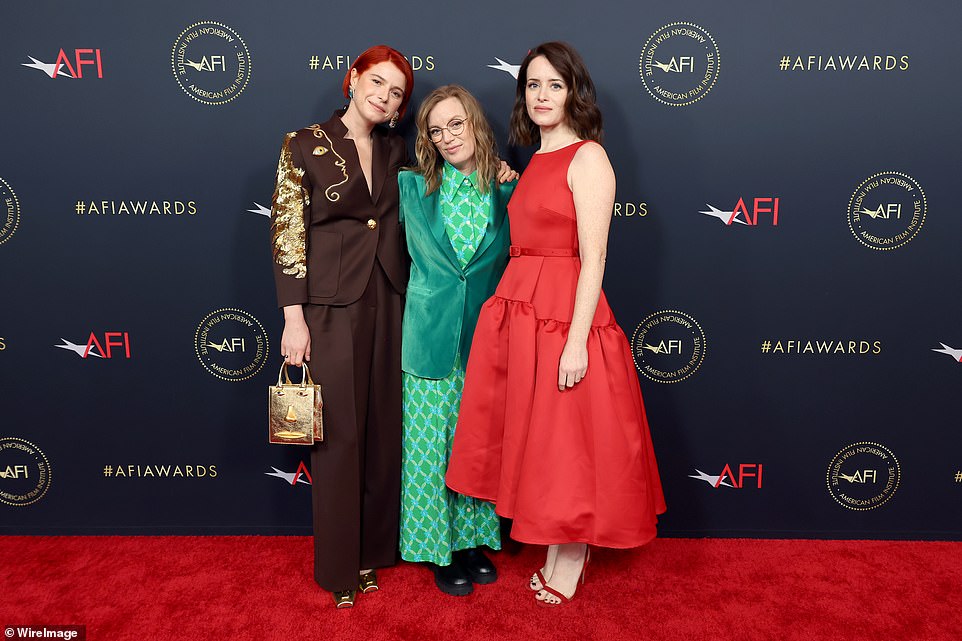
[399,169,514,379]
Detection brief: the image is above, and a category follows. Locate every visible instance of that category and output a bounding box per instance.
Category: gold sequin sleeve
[270,132,311,279]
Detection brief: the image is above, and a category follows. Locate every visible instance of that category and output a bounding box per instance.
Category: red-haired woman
[446,42,666,606]
[269,45,414,609]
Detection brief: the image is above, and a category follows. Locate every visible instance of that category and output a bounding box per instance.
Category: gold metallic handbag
[268,362,323,445]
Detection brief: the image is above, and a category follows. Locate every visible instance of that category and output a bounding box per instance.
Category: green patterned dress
[399,164,502,564]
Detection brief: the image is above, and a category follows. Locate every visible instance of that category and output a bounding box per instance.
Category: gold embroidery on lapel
[308,124,348,202]
[271,131,309,279]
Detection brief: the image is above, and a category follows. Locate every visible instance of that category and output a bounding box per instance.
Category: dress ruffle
[447,295,666,548]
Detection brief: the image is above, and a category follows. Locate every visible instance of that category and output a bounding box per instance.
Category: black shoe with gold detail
[332,589,356,609]
[358,570,379,593]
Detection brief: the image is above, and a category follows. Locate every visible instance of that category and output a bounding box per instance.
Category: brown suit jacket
[270,111,408,307]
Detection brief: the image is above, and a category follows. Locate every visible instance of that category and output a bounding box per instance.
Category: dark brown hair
[509,41,603,146]
[413,85,499,195]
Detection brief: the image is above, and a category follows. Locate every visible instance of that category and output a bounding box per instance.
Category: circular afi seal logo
[194,307,268,381]
[847,171,926,251]
[0,437,51,507]
[631,309,707,383]
[826,441,900,511]
[639,22,720,107]
[171,21,252,105]
[0,176,21,246]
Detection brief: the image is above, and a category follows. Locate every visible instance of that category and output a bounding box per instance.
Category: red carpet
[2,536,959,641]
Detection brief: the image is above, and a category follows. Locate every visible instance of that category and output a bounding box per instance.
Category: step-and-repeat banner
[2,0,960,537]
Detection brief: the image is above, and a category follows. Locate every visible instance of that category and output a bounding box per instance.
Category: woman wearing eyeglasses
[397,85,517,596]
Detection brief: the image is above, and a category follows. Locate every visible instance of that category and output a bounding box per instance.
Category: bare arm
[557,142,615,391]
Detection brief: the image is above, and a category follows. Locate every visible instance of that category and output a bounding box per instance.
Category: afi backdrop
[2,0,961,538]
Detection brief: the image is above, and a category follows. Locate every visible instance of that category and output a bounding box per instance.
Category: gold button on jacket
[270,112,409,307]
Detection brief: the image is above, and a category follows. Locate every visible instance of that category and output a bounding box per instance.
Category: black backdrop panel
[2,0,961,537]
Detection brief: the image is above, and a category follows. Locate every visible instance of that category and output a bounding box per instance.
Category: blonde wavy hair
[413,85,499,195]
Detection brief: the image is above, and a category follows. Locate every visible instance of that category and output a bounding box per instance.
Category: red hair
[342,45,415,117]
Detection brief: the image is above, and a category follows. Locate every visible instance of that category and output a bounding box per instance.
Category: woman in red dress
[445,42,666,606]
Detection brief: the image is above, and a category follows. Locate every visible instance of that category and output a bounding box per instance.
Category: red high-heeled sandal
[535,548,590,607]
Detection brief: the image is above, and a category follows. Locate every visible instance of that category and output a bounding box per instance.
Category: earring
[389,112,399,128]
[348,87,354,99]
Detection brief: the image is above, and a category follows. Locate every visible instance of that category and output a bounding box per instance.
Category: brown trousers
[304,261,402,591]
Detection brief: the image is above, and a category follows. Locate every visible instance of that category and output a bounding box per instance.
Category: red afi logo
[699,197,780,226]
[21,49,104,78]
[265,462,313,486]
[690,464,764,488]
[54,332,131,358]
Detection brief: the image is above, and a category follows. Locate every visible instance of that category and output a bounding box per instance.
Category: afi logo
[265,462,312,486]
[207,338,245,353]
[860,204,901,220]
[653,57,694,73]
[22,49,104,78]
[700,197,780,226]
[55,332,131,358]
[0,465,29,479]
[642,340,682,355]
[839,470,877,484]
[690,464,764,489]
[184,56,227,72]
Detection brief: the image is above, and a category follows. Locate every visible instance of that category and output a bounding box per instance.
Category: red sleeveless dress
[446,141,666,548]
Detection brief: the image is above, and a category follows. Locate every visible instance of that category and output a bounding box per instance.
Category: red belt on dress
[508,245,578,257]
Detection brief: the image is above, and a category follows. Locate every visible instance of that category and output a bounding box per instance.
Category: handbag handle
[276,360,315,387]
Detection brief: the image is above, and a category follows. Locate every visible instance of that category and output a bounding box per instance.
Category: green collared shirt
[439,162,491,267]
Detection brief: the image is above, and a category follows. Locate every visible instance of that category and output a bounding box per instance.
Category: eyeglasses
[427,118,467,142]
